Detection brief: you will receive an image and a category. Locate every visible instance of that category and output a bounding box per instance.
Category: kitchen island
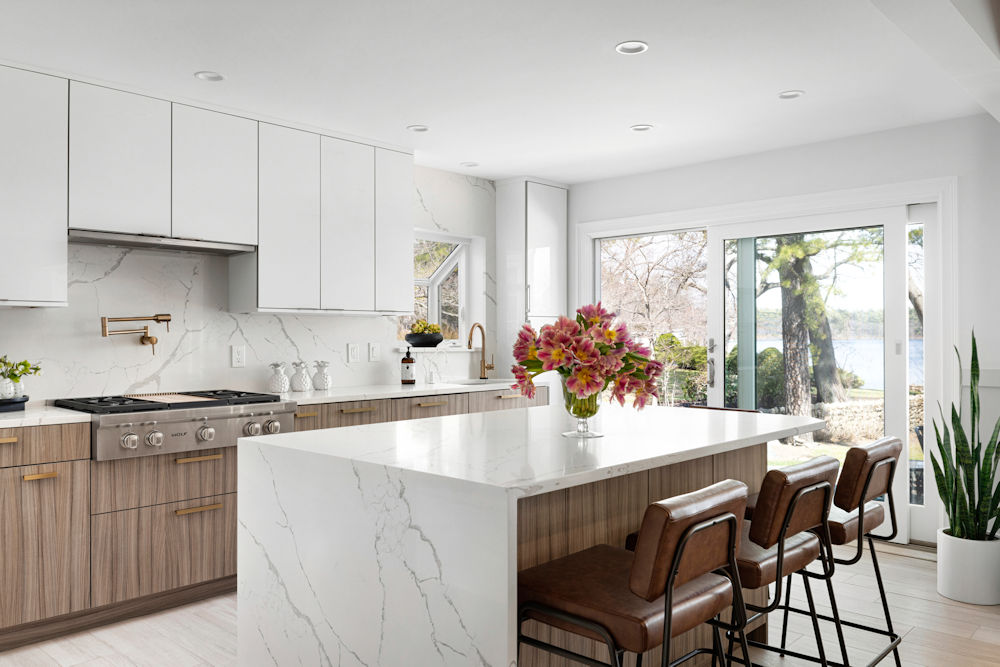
[237,404,823,667]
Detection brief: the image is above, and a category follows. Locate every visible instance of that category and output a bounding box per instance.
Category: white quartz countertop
[0,404,93,429]
[247,404,825,496]
[279,380,517,405]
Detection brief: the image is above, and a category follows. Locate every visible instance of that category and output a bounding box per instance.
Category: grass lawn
[768,435,926,470]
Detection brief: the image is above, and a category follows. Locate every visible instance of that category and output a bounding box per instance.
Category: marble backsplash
[0,167,497,401]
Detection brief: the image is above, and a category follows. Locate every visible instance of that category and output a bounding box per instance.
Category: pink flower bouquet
[510,303,663,422]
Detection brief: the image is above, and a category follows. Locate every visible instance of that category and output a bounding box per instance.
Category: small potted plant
[0,355,41,407]
[405,320,443,348]
[932,333,1000,605]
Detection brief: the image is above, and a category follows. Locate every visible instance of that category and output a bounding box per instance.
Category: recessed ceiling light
[630,124,654,132]
[778,89,805,99]
[616,41,648,55]
[406,124,430,133]
[459,161,479,168]
[194,71,224,82]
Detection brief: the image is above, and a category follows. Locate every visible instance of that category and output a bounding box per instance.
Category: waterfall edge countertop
[243,403,825,497]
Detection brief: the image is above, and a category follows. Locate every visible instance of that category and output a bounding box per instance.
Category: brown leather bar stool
[729,456,841,666]
[517,479,751,667]
[772,437,904,667]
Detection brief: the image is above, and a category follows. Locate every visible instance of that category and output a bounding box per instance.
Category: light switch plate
[230,344,246,368]
[368,343,381,362]
[347,343,361,363]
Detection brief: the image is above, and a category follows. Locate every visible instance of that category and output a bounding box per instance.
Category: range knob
[197,426,216,442]
[244,421,262,437]
[145,430,164,447]
[120,433,139,449]
[264,419,281,434]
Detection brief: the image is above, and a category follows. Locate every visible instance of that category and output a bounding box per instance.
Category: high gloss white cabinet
[69,82,171,236]
[525,181,567,317]
[374,148,415,313]
[254,123,321,310]
[321,137,375,310]
[0,67,68,306]
[171,105,258,245]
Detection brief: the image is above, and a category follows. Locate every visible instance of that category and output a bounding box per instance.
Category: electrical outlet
[368,343,381,362]
[230,344,246,368]
[347,343,361,363]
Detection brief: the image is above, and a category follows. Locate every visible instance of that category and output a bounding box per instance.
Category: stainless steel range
[55,390,297,460]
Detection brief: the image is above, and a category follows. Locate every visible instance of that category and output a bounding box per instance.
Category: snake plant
[931,333,1000,540]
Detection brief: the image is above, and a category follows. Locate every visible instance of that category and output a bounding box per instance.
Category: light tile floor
[0,546,998,666]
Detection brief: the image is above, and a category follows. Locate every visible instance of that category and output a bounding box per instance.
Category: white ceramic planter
[937,528,1000,605]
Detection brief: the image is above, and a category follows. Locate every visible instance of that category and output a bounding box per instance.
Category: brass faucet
[101,314,172,356]
[467,322,495,380]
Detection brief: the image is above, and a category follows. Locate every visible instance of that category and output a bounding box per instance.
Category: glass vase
[561,376,602,438]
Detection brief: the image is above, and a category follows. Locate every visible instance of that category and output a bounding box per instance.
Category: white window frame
[413,229,486,343]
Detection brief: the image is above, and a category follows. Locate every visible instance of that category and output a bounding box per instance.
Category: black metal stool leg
[824,570,850,665]
[738,629,752,667]
[711,625,722,666]
[868,537,902,667]
[780,574,793,656]
[802,574,829,666]
[635,650,643,667]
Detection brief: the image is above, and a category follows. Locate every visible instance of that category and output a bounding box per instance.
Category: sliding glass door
[707,207,912,543]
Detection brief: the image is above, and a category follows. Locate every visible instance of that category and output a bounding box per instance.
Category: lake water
[757,338,923,391]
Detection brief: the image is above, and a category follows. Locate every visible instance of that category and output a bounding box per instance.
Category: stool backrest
[629,479,748,602]
[749,456,839,549]
[834,437,903,512]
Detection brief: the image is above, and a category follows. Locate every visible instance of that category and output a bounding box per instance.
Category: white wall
[570,113,1000,366]
[0,166,496,401]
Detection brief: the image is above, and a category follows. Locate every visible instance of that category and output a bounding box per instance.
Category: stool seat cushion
[828,501,885,545]
[736,523,820,589]
[518,544,733,654]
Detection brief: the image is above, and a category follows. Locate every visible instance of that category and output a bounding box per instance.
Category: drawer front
[0,460,90,628]
[91,447,236,514]
[292,407,322,432]
[468,386,549,413]
[390,394,469,421]
[324,399,391,428]
[0,423,89,468]
[91,492,236,606]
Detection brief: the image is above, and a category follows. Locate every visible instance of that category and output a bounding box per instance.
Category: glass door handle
[707,358,716,388]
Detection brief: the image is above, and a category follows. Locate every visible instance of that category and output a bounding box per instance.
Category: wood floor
[0,545,998,666]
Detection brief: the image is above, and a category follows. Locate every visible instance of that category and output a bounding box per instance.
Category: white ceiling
[0,0,985,184]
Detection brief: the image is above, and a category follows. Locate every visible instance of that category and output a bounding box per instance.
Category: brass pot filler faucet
[101,314,172,355]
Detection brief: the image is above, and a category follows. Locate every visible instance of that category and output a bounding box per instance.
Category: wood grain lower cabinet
[0,423,89,469]
[467,386,549,412]
[0,461,89,628]
[90,447,236,514]
[391,394,469,421]
[91,493,236,606]
[292,407,322,432]
[323,400,391,428]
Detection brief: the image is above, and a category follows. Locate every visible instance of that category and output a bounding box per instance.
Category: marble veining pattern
[238,442,511,666]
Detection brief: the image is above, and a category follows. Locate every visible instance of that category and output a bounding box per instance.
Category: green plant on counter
[0,355,41,383]
[930,332,1000,541]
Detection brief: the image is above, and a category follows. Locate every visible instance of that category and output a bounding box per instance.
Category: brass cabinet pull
[0,437,18,444]
[175,454,223,465]
[498,395,524,400]
[417,401,448,408]
[175,503,223,516]
[23,471,58,481]
[340,407,376,414]
[295,412,319,419]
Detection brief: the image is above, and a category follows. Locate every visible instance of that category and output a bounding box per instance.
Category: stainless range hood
[68,229,255,256]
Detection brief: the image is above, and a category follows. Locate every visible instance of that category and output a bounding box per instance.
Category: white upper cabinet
[171,105,257,245]
[69,82,170,236]
[0,67,68,306]
[321,137,375,310]
[256,123,321,310]
[525,181,567,318]
[374,148,414,313]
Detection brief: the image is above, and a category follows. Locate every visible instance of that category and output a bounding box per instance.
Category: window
[399,236,468,339]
